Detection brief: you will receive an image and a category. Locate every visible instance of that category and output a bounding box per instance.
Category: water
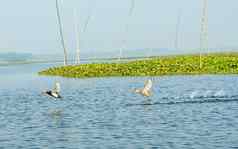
[0,64,238,148]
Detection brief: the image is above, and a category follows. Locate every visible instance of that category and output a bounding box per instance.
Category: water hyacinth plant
[39,53,238,78]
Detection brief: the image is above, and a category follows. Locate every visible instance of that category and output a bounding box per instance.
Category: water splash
[214,90,226,97]
[188,90,227,99]
[189,91,200,99]
[203,90,213,98]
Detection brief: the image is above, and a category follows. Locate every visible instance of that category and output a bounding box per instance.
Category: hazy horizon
[0,0,237,55]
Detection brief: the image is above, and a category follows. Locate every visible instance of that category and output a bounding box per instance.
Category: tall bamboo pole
[56,0,68,66]
[74,8,80,64]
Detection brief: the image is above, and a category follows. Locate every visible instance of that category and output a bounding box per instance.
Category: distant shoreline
[0,56,146,66]
[37,52,238,78]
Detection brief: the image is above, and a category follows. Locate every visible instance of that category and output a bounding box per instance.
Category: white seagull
[134,79,153,97]
[43,82,62,99]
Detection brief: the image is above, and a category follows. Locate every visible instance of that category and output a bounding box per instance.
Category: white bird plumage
[143,79,152,92]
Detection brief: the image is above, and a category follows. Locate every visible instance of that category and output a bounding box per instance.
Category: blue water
[0,63,238,148]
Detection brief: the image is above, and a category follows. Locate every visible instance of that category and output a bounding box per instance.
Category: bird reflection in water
[49,109,64,127]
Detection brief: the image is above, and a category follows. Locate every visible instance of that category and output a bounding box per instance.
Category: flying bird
[134,79,153,97]
[43,82,62,99]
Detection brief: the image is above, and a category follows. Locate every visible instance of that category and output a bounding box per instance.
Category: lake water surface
[0,63,238,148]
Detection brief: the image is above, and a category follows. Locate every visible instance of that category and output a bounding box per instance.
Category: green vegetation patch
[39,53,238,78]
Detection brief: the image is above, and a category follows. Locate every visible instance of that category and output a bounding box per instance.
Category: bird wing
[53,82,60,93]
[143,79,152,91]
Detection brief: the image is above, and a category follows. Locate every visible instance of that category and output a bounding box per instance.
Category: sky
[0,0,237,56]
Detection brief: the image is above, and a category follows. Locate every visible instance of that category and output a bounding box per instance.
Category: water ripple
[1,65,238,148]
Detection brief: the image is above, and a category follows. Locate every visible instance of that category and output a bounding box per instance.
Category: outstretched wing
[143,79,152,91]
[53,82,60,93]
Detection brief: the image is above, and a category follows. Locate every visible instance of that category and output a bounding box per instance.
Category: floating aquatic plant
[39,53,238,78]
